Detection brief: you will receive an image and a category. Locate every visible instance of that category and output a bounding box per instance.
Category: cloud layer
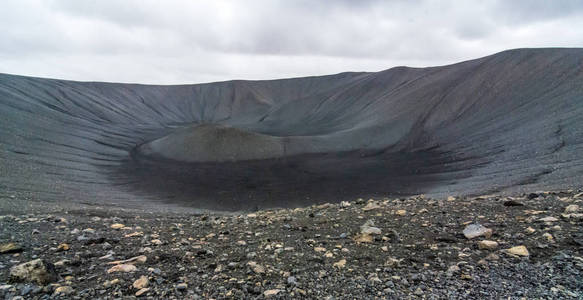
[1,0,582,84]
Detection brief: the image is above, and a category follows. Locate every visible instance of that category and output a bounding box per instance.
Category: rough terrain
[1,190,582,299]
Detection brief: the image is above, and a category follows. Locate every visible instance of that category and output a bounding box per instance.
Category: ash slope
[0,48,582,212]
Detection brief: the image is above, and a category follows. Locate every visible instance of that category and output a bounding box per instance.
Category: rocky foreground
[1,191,583,299]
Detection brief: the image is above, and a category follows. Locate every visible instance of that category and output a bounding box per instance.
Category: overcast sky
[1,0,582,84]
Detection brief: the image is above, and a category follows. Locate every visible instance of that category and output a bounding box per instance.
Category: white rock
[463,224,492,239]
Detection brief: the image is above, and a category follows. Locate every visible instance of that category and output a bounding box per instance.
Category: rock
[247,261,265,274]
[236,240,247,246]
[463,224,493,239]
[353,233,373,243]
[9,259,58,285]
[176,283,188,290]
[395,209,407,216]
[264,289,281,297]
[107,264,137,273]
[135,288,150,296]
[363,202,381,211]
[504,245,530,257]
[56,243,70,252]
[124,232,143,238]
[110,223,125,229]
[525,227,536,234]
[150,239,163,245]
[53,286,74,295]
[360,220,382,235]
[287,276,297,286]
[565,204,580,213]
[107,255,147,265]
[447,196,456,201]
[333,259,346,268]
[527,193,539,199]
[538,216,559,222]
[340,201,351,208]
[133,275,149,289]
[0,242,23,254]
[477,240,499,250]
[543,232,554,242]
[103,278,120,288]
[314,247,326,252]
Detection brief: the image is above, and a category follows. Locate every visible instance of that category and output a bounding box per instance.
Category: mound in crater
[137,124,286,162]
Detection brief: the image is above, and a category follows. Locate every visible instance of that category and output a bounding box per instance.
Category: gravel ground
[1,190,582,299]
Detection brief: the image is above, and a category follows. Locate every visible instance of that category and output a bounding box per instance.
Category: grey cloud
[0,0,582,84]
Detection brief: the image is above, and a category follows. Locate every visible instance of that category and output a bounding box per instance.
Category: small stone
[103,278,120,287]
[525,227,536,234]
[53,286,74,295]
[381,246,388,252]
[447,196,456,201]
[0,243,23,254]
[124,232,143,238]
[107,264,137,273]
[133,275,149,289]
[247,261,265,274]
[485,253,499,261]
[477,240,498,250]
[287,276,297,286]
[363,202,381,211]
[504,245,529,257]
[314,247,326,252]
[565,204,580,213]
[353,233,373,243]
[56,243,70,252]
[264,289,281,297]
[135,288,150,296]
[340,201,351,208]
[150,239,162,245]
[9,259,58,285]
[460,274,473,280]
[333,259,346,268]
[176,283,188,290]
[463,224,493,239]
[110,223,125,229]
[360,220,382,235]
[538,216,559,222]
[542,232,554,242]
[107,255,147,265]
[236,240,247,246]
[395,210,407,216]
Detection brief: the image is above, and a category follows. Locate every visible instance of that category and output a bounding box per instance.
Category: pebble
[133,275,149,289]
[477,240,498,250]
[463,224,493,239]
[538,216,559,222]
[333,259,346,268]
[9,259,58,285]
[504,245,530,257]
[53,286,74,296]
[360,220,382,235]
[176,283,188,290]
[0,242,23,254]
[110,223,125,229]
[564,204,580,213]
[107,264,137,273]
[395,209,407,216]
[135,287,150,296]
[264,289,281,297]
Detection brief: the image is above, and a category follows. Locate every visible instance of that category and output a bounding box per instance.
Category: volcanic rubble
[1,190,582,299]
